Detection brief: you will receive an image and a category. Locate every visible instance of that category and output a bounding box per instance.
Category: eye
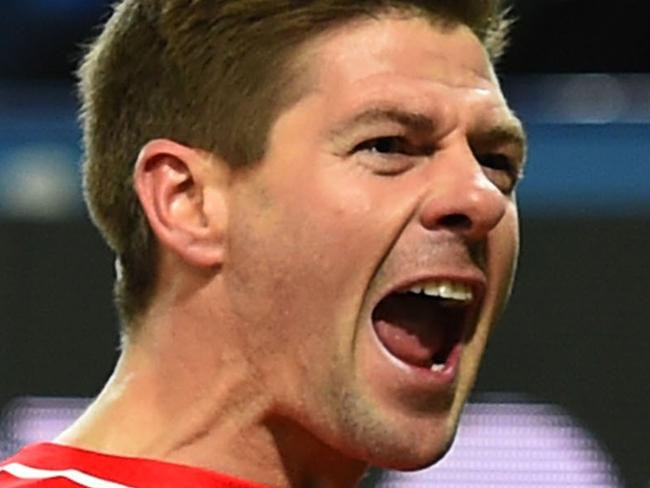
[351,136,433,176]
[353,136,435,156]
[354,136,413,155]
[476,152,521,194]
[479,152,513,171]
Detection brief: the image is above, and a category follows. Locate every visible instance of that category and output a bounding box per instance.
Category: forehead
[314,15,492,82]
[298,15,514,129]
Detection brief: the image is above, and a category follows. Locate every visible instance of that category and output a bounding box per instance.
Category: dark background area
[479,217,650,487]
[505,1,650,73]
[1,1,649,487]
[1,0,650,79]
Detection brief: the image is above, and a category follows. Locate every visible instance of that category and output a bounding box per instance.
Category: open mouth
[371,280,476,372]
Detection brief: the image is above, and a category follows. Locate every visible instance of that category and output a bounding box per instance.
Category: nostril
[438,213,472,230]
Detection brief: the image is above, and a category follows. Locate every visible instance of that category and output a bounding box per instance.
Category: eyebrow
[328,107,435,140]
[328,106,528,169]
[470,122,528,172]
[471,123,527,151]
[330,107,526,142]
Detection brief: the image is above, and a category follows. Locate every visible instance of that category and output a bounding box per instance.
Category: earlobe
[133,139,228,268]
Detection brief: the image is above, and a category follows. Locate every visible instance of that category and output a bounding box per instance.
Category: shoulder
[0,443,131,488]
[1,443,272,488]
[0,467,87,486]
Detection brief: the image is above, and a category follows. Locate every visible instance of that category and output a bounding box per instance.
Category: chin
[348,408,460,472]
[315,357,469,474]
[372,431,456,472]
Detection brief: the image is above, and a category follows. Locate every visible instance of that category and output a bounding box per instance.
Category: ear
[133,139,229,268]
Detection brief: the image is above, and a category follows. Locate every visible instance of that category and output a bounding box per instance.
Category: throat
[264,416,368,488]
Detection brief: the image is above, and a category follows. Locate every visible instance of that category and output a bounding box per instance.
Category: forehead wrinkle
[338,60,495,96]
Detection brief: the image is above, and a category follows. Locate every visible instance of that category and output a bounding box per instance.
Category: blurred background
[1,1,649,486]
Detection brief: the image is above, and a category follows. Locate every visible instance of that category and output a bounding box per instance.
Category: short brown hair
[79,0,511,331]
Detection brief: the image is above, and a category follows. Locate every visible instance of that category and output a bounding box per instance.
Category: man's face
[222,15,525,469]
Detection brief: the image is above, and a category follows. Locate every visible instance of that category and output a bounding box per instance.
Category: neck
[56,312,367,487]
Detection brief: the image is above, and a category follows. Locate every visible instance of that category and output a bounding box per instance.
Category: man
[1,0,526,486]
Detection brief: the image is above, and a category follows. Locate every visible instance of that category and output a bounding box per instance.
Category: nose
[418,150,507,241]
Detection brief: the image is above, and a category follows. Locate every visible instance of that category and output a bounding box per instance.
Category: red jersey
[0,444,271,487]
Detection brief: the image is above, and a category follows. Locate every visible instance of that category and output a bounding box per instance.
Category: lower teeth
[431,363,445,372]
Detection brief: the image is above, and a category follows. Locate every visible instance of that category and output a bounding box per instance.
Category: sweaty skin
[57,15,524,488]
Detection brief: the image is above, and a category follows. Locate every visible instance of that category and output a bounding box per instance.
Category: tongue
[372,294,446,368]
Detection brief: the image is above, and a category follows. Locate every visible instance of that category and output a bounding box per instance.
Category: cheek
[225,165,419,357]
[224,175,373,343]
[266,166,411,280]
[486,205,520,319]
[498,206,520,285]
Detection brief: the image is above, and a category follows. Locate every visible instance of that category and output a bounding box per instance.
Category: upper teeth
[406,280,473,303]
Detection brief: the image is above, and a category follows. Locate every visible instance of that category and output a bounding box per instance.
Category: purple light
[1,396,623,486]
[0,397,88,458]
[377,399,622,487]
